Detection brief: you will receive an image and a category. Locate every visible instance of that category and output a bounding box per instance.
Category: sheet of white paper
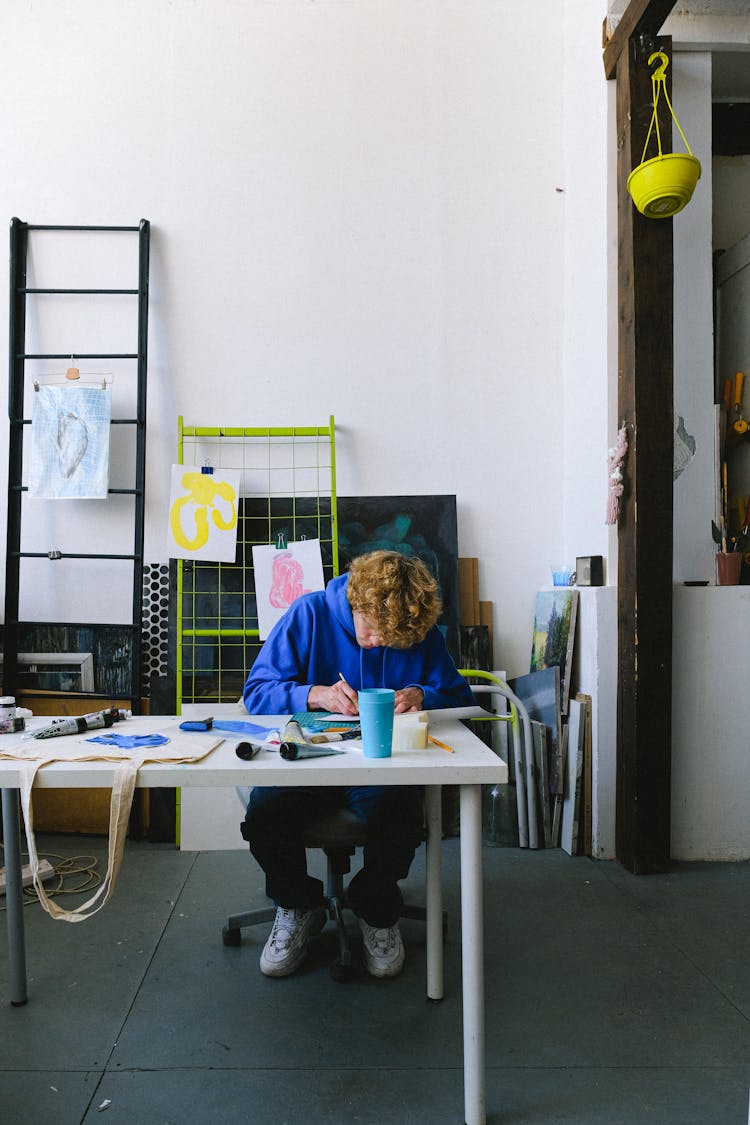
[252,539,325,639]
[167,465,240,562]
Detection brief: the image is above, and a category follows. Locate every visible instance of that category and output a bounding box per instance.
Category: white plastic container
[0,696,16,721]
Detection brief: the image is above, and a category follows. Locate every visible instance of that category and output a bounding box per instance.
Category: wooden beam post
[615,34,674,874]
[603,0,677,79]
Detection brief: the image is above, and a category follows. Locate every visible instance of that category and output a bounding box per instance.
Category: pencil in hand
[337,671,359,714]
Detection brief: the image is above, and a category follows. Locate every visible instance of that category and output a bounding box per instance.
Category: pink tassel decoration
[606,423,628,526]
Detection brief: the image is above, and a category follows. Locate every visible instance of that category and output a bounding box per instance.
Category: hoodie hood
[324,572,388,687]
[324,573,357,639]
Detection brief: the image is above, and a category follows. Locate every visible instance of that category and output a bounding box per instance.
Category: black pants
[241,785,424,927]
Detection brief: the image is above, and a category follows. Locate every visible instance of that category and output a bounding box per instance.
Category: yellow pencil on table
[429,735,453,753]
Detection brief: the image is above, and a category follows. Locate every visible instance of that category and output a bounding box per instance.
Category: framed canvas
[529,588,579,714]
[0,651,95,693]
[508,666,563,847]
[337,495,460,661]
[561,697,586,856]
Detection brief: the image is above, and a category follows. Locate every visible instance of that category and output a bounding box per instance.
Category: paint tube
[279,741,345,760]
[26,708,119,741]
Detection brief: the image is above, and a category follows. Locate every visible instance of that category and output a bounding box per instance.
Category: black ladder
[3,219,150,710]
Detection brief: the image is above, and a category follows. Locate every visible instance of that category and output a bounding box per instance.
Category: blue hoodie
[243,573,475,716]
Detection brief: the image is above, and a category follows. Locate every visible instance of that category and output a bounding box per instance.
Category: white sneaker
[358,918,405,978]
[260,906,325,978]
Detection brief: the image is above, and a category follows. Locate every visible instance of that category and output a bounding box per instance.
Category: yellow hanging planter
[626,51,701,219]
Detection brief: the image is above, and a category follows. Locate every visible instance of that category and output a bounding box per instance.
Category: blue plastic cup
[358,688,395,758]
[551,565,575,587]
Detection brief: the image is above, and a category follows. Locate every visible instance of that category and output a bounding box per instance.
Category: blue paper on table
[178,718,271,736]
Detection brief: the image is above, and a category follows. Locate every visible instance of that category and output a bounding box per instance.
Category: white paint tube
[25,709,118,741]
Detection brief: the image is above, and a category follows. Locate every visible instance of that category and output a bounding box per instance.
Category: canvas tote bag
[0,727,221,922]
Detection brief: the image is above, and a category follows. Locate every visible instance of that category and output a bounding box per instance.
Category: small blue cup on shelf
[551,565,575,587]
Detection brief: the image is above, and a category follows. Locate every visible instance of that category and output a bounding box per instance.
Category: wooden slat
[615,35,674,874]
[575,693,593,857]
[602,0,677,79]
[531,720,552,848]
[458,557,480,626]
[479,600,493,657]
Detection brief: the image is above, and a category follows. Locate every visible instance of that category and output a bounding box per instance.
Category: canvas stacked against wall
[508,588,592,855]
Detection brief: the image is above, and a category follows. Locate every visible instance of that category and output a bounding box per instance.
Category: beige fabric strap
[1,729,220,922]
[18,756,137,920]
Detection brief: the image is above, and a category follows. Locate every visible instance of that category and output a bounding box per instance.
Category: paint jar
[0,696,16,721]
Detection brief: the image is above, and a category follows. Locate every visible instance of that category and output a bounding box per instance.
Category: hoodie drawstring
[358,646,388,689]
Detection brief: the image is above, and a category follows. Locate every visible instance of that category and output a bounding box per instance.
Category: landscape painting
[529,588,579,714]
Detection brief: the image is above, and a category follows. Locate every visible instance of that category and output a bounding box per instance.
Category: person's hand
[394,687,424,714]
[307,680,359,715]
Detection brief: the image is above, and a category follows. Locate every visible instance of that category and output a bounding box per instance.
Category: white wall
[562,4,611,573]
[672,586,750,860]
[713,156,750,251]
[0,0,611,683]
[0,0,622,854]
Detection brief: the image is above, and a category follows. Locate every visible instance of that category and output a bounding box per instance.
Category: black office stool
[222,807,443,981]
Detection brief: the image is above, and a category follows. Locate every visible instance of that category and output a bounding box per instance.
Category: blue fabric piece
[86,733,171,749]
[178,719,270,735]
[242,572,474,715]
[213,720,270,735]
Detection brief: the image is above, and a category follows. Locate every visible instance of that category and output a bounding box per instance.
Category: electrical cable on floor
[0,842,102,907]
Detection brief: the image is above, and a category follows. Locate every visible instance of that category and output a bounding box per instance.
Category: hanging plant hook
[647,50,669,82]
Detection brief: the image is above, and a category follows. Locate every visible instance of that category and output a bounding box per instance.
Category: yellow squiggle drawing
[170,471,238,552]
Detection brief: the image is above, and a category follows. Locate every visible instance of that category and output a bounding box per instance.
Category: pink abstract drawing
[268,551,311,608]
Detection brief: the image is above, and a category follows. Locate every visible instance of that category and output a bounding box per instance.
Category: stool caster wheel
[222,925,241,947]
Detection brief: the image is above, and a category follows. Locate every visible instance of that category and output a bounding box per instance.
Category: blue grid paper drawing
[29,385,112,499]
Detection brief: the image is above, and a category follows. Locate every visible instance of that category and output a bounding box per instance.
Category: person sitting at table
[241,549,474,979]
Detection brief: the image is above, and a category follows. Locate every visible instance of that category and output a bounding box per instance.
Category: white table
[1,706,506,1125]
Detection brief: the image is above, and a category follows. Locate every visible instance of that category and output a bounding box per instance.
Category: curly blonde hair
[346,550,442,648]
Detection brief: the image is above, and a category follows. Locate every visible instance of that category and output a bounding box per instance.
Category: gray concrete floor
[1,832,749,1124]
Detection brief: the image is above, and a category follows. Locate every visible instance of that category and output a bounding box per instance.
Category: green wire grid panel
[176,417,339,708]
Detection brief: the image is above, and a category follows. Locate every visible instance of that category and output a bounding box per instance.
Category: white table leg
[424,784,443,1000]
[2,788,28,1006]
[460,783,485,1125]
